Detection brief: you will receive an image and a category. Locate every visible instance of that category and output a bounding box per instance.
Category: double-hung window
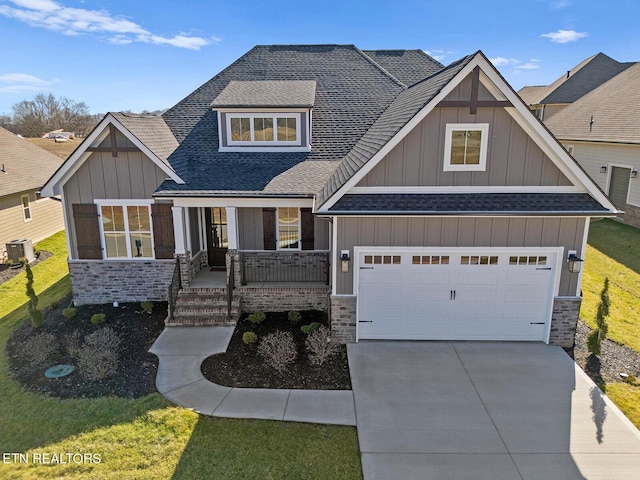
[277,207,300,250]
[21,194,32,222]
[443,123,489,171]
[228,113,299,145]
[98,202,153,259]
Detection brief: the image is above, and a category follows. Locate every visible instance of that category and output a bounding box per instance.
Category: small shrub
[66,331,82,359]
[90,313,106,325]
[19,256,27,265]
[588,278,610,356]
[247,311,266,325]
[305,326,340,366]
[300,322,322,335]
[22,332,59,370]
[25,264,42,328]
[76,327,121,381]
[288,310,302,324]
[140,301,154,314]
[49,300,60,310]
[62,307,77,319]
[258,330,297,373]
[242,331,258,344]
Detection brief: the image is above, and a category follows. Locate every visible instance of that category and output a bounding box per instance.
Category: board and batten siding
[357,106,572,188]
[565,141,640,207]
[63,145,169,259]
[335,216,585,297]
[0,190,64,257]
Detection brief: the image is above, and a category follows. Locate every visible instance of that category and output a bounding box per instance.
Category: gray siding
[442,74,497,102]
[237,207,329,250]
[357,106,571,188]
[63,148,168,259]
[335,216,584,296]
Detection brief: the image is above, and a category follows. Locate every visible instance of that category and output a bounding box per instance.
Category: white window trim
[443,123,489,172]
[21,194,32,222]
[276,207,301,251]
[226,112,300,146]
[95,199,155,260]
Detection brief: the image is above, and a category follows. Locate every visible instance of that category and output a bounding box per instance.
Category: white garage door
[356,248,560,342]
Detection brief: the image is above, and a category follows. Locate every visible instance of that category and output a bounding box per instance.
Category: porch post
[226,206,239,250]
[172,206,187,254]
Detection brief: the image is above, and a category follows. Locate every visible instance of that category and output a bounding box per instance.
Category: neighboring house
[518,53,633,121]
[0,126,65,261]
[42,45,616,348]
[525,56,640,228]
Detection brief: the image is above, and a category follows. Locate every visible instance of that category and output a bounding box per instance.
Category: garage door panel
[358,249,557,342]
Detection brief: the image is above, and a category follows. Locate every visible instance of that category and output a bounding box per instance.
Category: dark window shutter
[72,203,102,259]
[263,208,276,250]
[151,203,175,259]
[301,208,315,250]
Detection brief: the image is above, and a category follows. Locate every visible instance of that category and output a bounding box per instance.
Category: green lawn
[581,218,640,429]
[0,231,362,479]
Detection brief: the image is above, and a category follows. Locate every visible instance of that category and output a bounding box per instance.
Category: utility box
[6,239,35,264]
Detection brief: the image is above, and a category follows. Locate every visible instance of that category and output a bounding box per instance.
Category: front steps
[167,287,240,326]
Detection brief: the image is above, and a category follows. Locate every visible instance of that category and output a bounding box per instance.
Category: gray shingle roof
[159,44,442,195]
[518,53,634,105]
[361,50,444,86]
[316,54,474,206]
[111,112,179,169]
[328,193,608,215]
[211,80,317,107]
[544,62,640,144]
[0,127,64,197]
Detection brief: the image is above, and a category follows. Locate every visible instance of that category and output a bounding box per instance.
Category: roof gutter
[323,210,617,217]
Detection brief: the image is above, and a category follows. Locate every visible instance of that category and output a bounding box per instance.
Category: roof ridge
[354,46,407,89]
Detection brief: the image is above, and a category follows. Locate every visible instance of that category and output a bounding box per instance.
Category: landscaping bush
[22,332,59,371]
[300,322,322,334]
[248,311,266,324]
[242,331,258,345]
[62,307,77,319]
[90,313,106,325]
[141,301,154,314]
[588,277,610,356]
[25,264,43,328]
[305,326,340,366]
[76,327,121,381]
[258,330,297,372]
[66,331,82,359]
[288,310,302,324]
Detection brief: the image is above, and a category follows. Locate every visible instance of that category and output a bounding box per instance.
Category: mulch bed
[0,251,52,285]
[201,311,352,390]
[6,294,166,399]
[568,320,640,390]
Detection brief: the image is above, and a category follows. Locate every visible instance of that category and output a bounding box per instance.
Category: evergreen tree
[587,278,610,356]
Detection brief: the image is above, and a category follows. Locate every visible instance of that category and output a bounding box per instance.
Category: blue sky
[1,0,638,115]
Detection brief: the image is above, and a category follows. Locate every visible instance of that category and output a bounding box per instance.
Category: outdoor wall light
[341,250,350,273]
[631,169,638,179]
[600,165,607,173]
[567,250,583,274]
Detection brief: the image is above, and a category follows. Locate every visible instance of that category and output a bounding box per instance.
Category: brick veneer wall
[68,260,175,305]
[330,295,357,343]
[239,286,330,313]
[549,296,582,348]
[621,203,640,229]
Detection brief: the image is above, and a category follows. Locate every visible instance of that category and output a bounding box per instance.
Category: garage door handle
[530,322,545,325]
[450,290,456,300]
[536,267,552,270]
[360,267,374,270]
[359,320,373,323]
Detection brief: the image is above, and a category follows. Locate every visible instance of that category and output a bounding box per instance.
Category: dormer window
[228,113,300,145]
[212,80,315,152]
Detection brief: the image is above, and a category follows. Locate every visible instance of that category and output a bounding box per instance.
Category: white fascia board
[347,186,581,194]
[40,114,184,197]
[171,196,314,208]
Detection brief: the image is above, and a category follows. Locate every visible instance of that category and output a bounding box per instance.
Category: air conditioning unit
[6,239,35,264]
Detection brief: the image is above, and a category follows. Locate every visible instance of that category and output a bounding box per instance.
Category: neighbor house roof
[0,126,64,197]
[211,80,317,108]
[157,44,442,196]
[544,61,640,144]
[518,53,634,106]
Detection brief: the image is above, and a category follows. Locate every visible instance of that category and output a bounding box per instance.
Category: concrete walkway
[149,327,356,425]
[348,341,640,480]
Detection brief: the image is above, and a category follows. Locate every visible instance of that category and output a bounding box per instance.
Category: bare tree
[11,93,96,137]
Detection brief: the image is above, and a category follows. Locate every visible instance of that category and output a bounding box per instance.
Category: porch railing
[240,251,330,285]
[167,257,182,322]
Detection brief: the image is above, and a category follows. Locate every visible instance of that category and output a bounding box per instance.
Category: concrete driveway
[347,341,640,480]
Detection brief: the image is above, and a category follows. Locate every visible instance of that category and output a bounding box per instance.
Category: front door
[205,207,228,269]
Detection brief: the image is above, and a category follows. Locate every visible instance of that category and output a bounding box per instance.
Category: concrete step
[166,315,236,327]
[174,305,240,317]
[177,293,241,305]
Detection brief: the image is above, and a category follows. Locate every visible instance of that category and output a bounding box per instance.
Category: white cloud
[540,29,587,43]
[0,72,54,93]
[0,0,214,50]
[515,60,541,70]
[551,0,571,9]
[490,57,521,67]
[423,49,455,62]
